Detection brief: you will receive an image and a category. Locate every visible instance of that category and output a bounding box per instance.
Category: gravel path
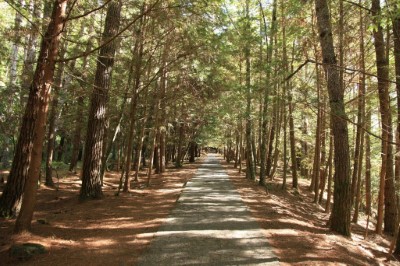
[137,154,279,265]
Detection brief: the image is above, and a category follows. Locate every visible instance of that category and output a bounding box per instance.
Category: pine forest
[0,0,400,264]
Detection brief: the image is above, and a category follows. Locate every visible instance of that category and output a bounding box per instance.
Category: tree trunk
[371,0,398,235]
[315,0,351,236]
[69,96,84,172]
[122,17,145,191]
[68,27,94,172]
[392,3,400,255]
[352,6,366,223]
[325,134,333,213]
[80,0,122,200]
[244,0,255,181]
[312,63,322,202]
[20,0,41,107]
[134,99,149,182]
[13,0,68,232]
[45,42,67,187]
[288,63,298,188]
[393,3,400,186]
[0,0,67,218]
[259,0,276,185]
[365,109,372,215]
[175,122,185,168]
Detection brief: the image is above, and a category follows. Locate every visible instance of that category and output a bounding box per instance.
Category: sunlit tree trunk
[14,0,68,232]
[80,0,122,199]
[0,0,67,218]
[315,0,351,236]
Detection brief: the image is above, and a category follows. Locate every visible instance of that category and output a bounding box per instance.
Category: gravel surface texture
[137,154,279,265]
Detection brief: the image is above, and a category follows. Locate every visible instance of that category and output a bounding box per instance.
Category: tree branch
[67,0,112,21]
[57,0,161,63]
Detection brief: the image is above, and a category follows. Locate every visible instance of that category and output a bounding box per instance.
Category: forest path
[137,154,279,265]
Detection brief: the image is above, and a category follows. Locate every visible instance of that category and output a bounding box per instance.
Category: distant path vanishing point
[137,154,279,265]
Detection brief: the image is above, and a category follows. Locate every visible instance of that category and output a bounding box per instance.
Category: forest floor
[222,161,399,266]
[0,159,203,265]
[0,154,398,265]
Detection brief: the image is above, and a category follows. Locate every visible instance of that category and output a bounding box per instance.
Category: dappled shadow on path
[137,154,279,265]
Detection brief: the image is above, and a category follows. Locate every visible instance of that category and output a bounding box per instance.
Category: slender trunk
[45,42,67,187]
[352,6,366,223]
[243,0,255,180]
[175,122,185,168]
[239,122,243,173]
[234,128,240,168]
[69,96,84,172]
[318,100,327,204]
[159,37,170,174]
[8,0,23,96]
[312,64,322,203]
[147,98,160,186]
[68,27,94,172]
[325,134,333,213]
[21,0,41,107]
[365,109,372,215]
[122,17,145,191]
[288,61,298,188]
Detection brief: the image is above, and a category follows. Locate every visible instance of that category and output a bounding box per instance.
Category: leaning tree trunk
[315,0,351,236]
[0,0,67,218]
[13,0,68,232]
[80,0,122,200]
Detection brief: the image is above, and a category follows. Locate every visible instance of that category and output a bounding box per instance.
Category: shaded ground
[0,159,202,265]
[0,154,399,265]
[137,154,278,265]
[222,159,398,266]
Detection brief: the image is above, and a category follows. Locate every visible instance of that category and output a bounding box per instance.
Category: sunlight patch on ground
[82,238,116,248]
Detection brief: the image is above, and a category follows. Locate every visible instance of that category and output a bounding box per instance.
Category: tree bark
[352,6,366,223]
[68,29,94,172]
[122,15,145,192]
[312,64,322,202]
[392,2,400,255]
[45,42,67,187]
[371,0,398,235]
[0,0,67,218]
[80,0,122,200]
[315,0,351,236]
[14,0,68,232]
